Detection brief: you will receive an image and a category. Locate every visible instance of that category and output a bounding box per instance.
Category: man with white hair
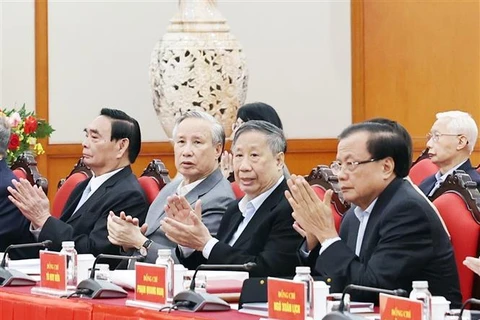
[107,111,235,263]
[420,111,480,196]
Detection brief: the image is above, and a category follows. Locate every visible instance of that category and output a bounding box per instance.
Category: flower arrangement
[0,104,55,165]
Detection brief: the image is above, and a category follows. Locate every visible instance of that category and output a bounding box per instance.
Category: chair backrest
[52,158,93,218]
[430,172,480,302]
[305,165,350,232]
[409,158,438,186]
[10,151,48,194]
[138,159,170,204]
[231,181,245,200]
[52,172,90,218]
[57,158,93,189]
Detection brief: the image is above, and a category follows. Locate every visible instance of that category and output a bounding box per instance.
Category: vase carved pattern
[150,0,248,138]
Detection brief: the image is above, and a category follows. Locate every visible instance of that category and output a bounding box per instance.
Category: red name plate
[268,277,306,320]
[135,262,167,304]
[40,250,67,291]
[380,293,423,320]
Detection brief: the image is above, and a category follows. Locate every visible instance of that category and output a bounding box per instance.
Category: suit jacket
[39,166,148,257]
[419,159,480,195]
[179,180,303,277]
[0,159,35,257]
[142,168,234,263]
[306,178,462,307]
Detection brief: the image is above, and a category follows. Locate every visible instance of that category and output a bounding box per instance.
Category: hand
[292,221,319,251]
[165,196,201,225]
[285,174,338,244]
[107,211,148,249]
[464,256,480,276]
[160,211,212,251]
[220,151,233,178]
[8,179,51,229]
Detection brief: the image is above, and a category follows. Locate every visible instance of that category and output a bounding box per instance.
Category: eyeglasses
[330,158,379,175]
[426,132,464,143]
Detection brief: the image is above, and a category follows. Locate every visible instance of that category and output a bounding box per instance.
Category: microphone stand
[173,262,256,312]
[458,298,480,320]
[0,240,52,287]
[322,284,408,320]
[75,254,142,299]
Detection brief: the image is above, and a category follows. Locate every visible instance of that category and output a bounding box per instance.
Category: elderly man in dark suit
[420,110,480,196]
[8,108,148,256]
[107,111,234,263]
[287,121,462,307]
[160,120,302,277]
[0,116,32,255]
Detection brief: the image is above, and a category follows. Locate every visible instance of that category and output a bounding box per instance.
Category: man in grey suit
[107,111,235,263]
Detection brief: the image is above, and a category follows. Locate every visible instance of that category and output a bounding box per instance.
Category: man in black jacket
[287,121,462,307]
[8,108,148,256]
[161,120,302,277]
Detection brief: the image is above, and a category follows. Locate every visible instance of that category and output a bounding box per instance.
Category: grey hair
[436,111,478,153]
[233,120,286,155]
[0,116,11,158]
[172,110,226,149]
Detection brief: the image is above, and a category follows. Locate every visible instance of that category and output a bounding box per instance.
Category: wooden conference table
[0,286,260,320]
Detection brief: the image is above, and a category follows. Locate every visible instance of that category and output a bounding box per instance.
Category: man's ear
[382,157,395,178]
[117,138,130,159]
[457,135,469,151]
[276,152,285,170]
[214,143,223,161]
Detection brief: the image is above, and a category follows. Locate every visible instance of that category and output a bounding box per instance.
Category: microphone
[75,254,142,299]
[458,298,480,320]
[174,262,257,312]
[322,284,408,320]
[0,240,52,287]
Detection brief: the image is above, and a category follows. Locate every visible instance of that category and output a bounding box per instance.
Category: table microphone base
[322,311,368,320]
[0,268,36,287]
[76,278,128,299]
[173,290,231,312]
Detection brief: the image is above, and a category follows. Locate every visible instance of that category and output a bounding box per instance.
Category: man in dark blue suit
[0,116,34,256]
[288,121,461,307]
[420,111,480,196]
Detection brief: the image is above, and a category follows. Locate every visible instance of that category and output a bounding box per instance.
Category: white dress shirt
[428,159,468,196]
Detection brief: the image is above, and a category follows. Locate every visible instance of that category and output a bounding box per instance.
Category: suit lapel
[64,166,132,224]
[145,169,224,236]
[229,180,288,248]
[145,179,181,236]
[60,178,91,222]
[359,178,403,257]
[345,209,359,253]
[184,169,224,207]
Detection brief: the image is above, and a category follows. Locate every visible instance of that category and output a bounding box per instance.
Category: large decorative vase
[149,0,248,138]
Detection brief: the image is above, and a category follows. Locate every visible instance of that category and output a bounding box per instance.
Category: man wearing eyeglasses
[420,111,480,196]
[287,121,461,307]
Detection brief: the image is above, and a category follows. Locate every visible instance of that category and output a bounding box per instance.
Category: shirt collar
[89,167,124,193]
[354,198,378,222]
[435,159,468,183]
[238,176,284,217]
[176,178,206,197]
